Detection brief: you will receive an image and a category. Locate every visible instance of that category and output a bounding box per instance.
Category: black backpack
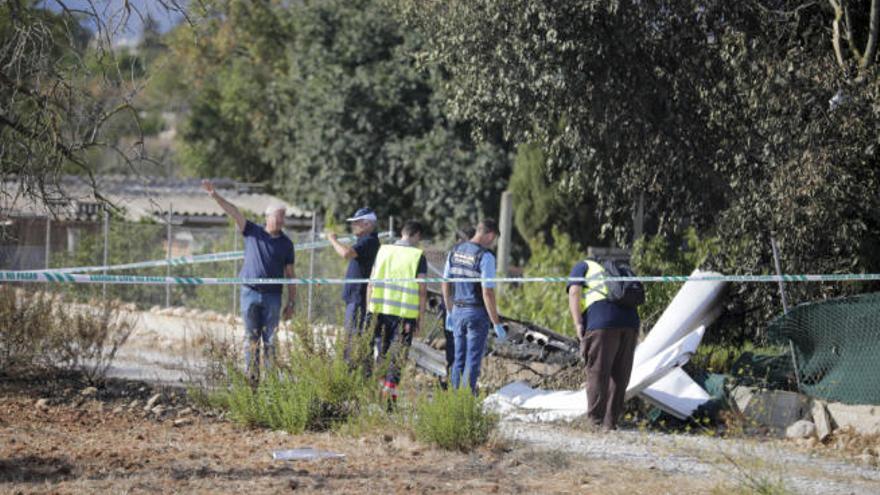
[595,258,645,308]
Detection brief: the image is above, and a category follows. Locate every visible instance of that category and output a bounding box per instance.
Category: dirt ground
[3,375,880,495]
[0,373,742,495]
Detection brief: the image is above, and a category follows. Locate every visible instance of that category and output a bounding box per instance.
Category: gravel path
[501,421,880,494]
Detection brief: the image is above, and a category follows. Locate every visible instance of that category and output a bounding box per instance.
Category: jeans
[450,307,491,393]
[343,300,369,364]
[240,286,282,381]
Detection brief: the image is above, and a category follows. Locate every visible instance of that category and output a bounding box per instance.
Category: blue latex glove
[445,312,456,332]
[493,323,508,344]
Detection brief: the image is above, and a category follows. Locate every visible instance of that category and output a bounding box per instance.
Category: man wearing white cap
[202,179,296,385]
[328,207,380,360]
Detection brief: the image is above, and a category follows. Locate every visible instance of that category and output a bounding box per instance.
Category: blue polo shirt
[342,231,381,304]
[566,261,640,330]
[239,221,295,294]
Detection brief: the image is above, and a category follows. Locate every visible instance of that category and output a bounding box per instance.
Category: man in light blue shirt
[441,219,507,393]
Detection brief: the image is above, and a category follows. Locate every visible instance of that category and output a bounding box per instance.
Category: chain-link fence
[0,216,453,327]
[768,292,880,405]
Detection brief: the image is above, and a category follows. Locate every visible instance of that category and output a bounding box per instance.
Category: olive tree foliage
[0,1,189,215]
[397,0,732,244]
[400,0,880,341]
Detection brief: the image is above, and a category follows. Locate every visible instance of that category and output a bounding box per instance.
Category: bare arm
[482,287,501,326]
[441,282,453,314]
[568,285,585,339]
[202,180,246,232]
[327,232,356,259]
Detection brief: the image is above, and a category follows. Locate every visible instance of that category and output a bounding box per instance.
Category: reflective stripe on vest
[369,244,423,319]
[580,260,609,312]
[449,241,487,307]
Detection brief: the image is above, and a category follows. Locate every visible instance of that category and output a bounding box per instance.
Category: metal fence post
[232,224,238,316]
[307,212,317,323]
[102,209,109,299]
[165,205,172,308]
[771,237,801,393]
[44,216,51,269]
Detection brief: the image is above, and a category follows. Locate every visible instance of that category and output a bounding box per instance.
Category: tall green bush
[499,228,584,337]
[414,386,497,452]
[214,318,375,433]
[630,227,720,331]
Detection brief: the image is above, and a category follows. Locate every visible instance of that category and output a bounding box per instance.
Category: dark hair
[457,226,476,241]
[477,218,499,236]
[401,220,423,238]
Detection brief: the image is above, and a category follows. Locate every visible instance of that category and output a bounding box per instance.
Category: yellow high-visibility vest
[369,244,423,319]
[580,260,609,312]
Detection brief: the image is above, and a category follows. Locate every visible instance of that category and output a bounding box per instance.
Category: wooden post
[497,191,513,293]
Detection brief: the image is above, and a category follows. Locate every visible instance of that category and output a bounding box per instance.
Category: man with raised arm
[202,179,296,384]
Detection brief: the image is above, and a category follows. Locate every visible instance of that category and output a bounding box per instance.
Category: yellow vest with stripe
[369,244,423,319]
[580,260,609,313]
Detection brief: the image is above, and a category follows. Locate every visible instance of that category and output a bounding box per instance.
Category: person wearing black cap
[328,207,381,361]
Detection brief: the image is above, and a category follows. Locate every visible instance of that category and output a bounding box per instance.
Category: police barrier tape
[4,271,880,285]
[38,231,394,274]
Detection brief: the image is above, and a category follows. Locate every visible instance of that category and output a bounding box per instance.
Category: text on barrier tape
[4,272,880,285]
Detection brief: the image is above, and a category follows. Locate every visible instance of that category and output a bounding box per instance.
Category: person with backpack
[566,257,644,431]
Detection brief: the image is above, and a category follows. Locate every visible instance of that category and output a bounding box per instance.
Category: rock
[128,399,140,410]
[112,406,124,414]
[81,387,98,397]
[786,420,816,440]
[811,400,833,441]
[173,417,193,427]
[151,406,166,417]
[35,398,50,412]
[144,393,161,411]
[857,453,876,466]
[149,305,162,314]
[178,407,193,417]
[288,479,299,490]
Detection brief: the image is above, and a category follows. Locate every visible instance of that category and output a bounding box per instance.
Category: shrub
[0,287,55,372]
[499,228,585,337]
[45,297,135,383]
[0,287,134,383]
[214,318,375,434]
[631,227,720,331]
[414,386,497,451]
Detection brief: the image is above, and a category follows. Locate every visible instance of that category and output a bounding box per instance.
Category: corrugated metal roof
[1,175,312,223]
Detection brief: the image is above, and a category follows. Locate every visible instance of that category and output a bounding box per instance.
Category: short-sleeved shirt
[566,261,640,331]
[442,248,496,288]
[342,231,381,304]
[239,221,295,294]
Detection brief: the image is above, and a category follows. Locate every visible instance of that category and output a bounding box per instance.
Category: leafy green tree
[162,0,292,182]
[509,143,600,248]
[261,0,511,235]
[401,1,880,340]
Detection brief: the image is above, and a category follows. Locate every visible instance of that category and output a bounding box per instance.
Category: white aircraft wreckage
[477,269,728,422]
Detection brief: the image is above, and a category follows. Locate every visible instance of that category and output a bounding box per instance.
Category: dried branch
[863,0,880,67]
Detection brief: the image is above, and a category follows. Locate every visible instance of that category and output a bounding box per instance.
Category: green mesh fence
[768,292,880,405]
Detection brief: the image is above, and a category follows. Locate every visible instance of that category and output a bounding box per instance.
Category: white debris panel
[485,269,727,422]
